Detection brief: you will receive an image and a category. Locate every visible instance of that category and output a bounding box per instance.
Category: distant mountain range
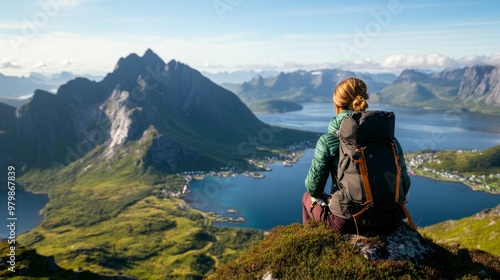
[0,49,316,174]
[373,65,500,113]
[0,71,102,107]
[235,69,397,103]
[235,65,500,114]
[202,70,279,84]
[3,63,500,114]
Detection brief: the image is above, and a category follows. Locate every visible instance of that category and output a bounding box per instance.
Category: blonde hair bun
[333,77,369,111]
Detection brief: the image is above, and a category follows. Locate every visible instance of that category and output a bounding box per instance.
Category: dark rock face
[139,127,203,170]
[457,65,495,99]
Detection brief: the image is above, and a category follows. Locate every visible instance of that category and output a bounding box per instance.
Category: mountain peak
[142,48,165,66]
[114,49,166,73]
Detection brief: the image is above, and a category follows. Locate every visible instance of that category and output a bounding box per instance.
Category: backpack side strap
[391,141,401,203]
[391,141,418,232]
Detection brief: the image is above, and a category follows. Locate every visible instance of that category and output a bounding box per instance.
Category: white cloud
[380,53,458,69]
[62,59,75,67]
[223,52,500,74]
[33,61,51,69]
[0,29,499,77]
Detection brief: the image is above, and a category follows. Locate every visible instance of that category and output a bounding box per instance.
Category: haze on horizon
[1,0,500,77]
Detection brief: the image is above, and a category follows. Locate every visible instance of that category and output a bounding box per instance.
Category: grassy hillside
[421,205,500,256]
[13,162,264,279]
[0,242,117,279]
[373,81,458,110]
[208,221,500,279]
[425,146,500,173]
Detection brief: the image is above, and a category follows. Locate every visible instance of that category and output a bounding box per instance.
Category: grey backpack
[329,111,416,230]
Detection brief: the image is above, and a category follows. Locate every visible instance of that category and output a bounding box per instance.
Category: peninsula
[405,145,500,194]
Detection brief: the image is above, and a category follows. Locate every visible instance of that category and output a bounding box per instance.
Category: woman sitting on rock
[302,77,412,234]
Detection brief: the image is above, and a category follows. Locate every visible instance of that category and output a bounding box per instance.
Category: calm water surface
[187,103,500,230]
[0,189,48,238]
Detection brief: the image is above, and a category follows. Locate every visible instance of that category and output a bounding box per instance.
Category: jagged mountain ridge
[375,65,500,113]
[0,71,102,108]
[236,69,396,103]
[0,49,316,172]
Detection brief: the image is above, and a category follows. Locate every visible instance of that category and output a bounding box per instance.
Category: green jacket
[304,110,411,199]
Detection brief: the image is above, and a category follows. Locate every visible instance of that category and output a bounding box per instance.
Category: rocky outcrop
[260,223,433,279]
[349,223,433,262]
[139,126,203,171]
[208,221,500,279]
[456,66,490,99]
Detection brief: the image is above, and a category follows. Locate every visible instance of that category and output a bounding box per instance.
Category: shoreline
[406,151,500,195]
[180,147,311,226]
[0,189,48,239]
[409,170,500,195]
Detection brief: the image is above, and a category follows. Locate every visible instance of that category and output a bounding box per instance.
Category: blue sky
[1,0,499,76]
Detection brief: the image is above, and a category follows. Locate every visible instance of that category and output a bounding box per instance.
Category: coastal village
[405,150,500,194]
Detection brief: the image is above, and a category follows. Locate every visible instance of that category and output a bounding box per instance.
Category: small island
[213,216,246,223]
[405,145,500,194]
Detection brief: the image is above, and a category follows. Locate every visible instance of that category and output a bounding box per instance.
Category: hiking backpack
[329,110,416,230]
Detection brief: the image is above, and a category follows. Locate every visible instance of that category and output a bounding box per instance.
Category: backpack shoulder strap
[351,146,374,220]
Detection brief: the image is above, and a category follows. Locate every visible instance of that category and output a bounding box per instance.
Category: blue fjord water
[186,103,500,230]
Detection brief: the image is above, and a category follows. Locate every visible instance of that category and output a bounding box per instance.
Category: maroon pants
[302,192,355,234]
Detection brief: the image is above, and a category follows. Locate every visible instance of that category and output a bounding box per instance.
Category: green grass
[0,242,108,279]
[420,207,500,256]
[8,103,317,278]
[208,221,500,279]
[13,148,267,279]
[424,146,500,174]
[16,172,264,279]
